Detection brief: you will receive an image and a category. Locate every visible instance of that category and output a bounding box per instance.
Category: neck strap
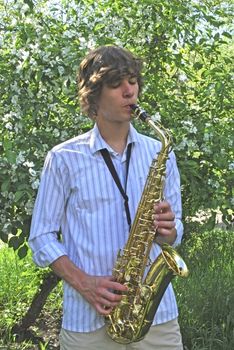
[100,143,132,229]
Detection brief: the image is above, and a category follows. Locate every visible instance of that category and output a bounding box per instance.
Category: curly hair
[77,45,143,119]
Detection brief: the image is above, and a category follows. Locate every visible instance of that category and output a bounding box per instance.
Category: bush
[0,245,62,347]
[0,0,233,255]
[175,229,234,350]
[0,229,233,348]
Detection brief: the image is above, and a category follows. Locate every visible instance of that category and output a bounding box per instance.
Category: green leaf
[15,191,25,202]
[9,236,20,250]
[215,82,224,93]
[1,180,10,192]
[3,140,13,150]
[24,0,34,10]
[5,150,17,164]
[222,32,232,40]
[18,244,28,259]
[214,33,220,41]
[0,232,9,243]
[193,62,203,70]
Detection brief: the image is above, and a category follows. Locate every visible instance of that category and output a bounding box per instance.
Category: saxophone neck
[130,104,172,151]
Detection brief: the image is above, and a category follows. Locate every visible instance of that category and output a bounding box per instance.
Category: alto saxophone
[105,104,189,344]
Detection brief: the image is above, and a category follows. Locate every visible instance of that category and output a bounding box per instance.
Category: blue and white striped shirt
[29,123,183,332]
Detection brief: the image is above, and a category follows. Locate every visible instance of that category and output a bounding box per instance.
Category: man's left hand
[153,201,177,246]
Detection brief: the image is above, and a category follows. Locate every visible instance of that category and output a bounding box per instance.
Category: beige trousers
[59,318,183,350]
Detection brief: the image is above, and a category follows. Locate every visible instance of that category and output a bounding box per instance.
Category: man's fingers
[154,212,175,221]
[154,201,171,212]
[154,220,176,230]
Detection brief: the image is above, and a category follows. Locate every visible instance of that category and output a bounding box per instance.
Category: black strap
[100,143,132,229]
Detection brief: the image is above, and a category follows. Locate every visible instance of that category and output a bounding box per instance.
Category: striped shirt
[29,123,183,332]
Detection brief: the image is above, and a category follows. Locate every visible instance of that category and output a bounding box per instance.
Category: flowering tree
[0,0,233,341]
[0,0,233,257]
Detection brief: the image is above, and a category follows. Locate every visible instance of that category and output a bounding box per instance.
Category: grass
[0,228,233,349]
[174,229,234,350]
[0,247,62,349]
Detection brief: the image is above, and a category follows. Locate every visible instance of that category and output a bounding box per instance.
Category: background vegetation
[1,229,233,349]
[176,229,234,350]
[0,0,233,349]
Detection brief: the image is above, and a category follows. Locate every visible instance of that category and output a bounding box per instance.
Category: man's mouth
[123,103,135,110]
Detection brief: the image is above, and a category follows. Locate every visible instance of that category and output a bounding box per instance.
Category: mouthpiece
[130,104,150,123]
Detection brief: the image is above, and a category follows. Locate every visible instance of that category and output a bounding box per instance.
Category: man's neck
[96,120,130,154]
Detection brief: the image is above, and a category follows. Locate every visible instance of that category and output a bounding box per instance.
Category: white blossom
[207,179,220,189]
[61,130,69,140]
[31,179,40,190]
[204,132,213,141]
[25,200,34,215]
[151,112,161,122]
[43,68,53,78]
[5,122,13,130]
[178,73,188,82]
[14,122,23,133]
[3,222,12,233]
[62,47,71,57]
[29,168,37,177]
[183,120,197,134]
[23,161,35,168]
[52,128,60,137]
[63,30,75,39]
[10,82,18,92]
[29,57,37,66]
[16,152,26,165]
[11,18,17,27]
[11,95,19,105]
[3,113,12,123]
[21,3,30,14]
[175,139,187,151]
[58,66,65,76]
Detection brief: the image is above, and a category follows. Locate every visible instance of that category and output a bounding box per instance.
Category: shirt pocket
[71,162,117,213]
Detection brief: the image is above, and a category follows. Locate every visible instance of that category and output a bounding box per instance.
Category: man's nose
[122,80,134,98]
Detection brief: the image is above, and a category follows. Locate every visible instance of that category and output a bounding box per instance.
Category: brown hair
[77,45,143,119]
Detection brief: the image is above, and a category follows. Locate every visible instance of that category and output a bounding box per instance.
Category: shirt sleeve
[29,150,69,267]
[164,150,184,247]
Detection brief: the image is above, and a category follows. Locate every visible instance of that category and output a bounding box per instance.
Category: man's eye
[108,81,121,88]
[129,77,137,84]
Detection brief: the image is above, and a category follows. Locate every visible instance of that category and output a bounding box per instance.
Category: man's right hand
[50,255,127,315]
[78,274,128,315]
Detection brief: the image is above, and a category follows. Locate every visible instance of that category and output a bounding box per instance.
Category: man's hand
[78,274,128,316]
[153,201,177,246]
[51,256,127,316]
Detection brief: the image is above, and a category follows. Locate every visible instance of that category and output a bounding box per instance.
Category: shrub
[175,229,234,350]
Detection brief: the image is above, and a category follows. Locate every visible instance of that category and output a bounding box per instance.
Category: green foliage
[0,0,233,252]
[175,229,234,349]
[0,247,39,332]
[0,230,233,348]
[0,245,62,346]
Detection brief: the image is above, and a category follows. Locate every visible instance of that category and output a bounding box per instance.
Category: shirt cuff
[30,236,67,268]
[172,219,184,248]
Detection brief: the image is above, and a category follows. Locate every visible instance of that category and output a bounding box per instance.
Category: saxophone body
[105,104,188,344]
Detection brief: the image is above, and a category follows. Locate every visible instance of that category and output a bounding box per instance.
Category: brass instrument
[105,104,188,344]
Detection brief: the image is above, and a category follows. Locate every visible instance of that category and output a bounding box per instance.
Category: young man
[29,45,184,349]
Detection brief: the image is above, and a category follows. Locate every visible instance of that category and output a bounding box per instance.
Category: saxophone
[105,104,189,344]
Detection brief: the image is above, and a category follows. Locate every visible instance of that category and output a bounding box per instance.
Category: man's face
[96,75,139,124]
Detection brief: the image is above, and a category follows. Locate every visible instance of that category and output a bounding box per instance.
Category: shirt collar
[89,123,140,155]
